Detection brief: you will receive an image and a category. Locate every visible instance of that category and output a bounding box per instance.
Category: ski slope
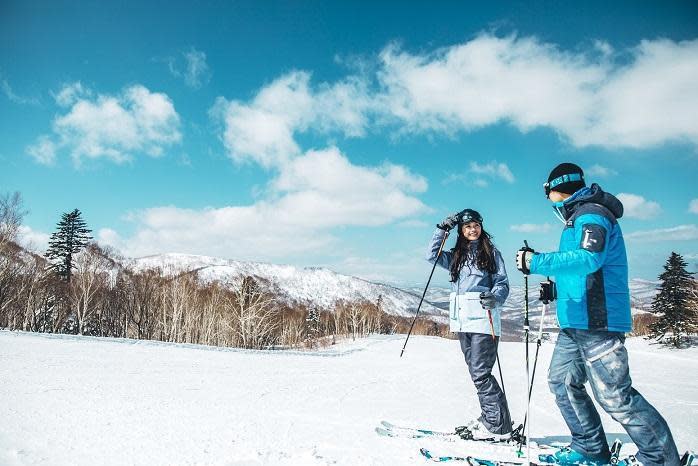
[0,331,695,465]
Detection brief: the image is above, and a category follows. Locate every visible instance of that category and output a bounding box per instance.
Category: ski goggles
[459,209,483,225]
[544,173,583,198]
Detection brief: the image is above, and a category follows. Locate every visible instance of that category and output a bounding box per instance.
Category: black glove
[516,245,536,274]
[437,210,466,231]
[479,291,497,310]
[539,279,557,304]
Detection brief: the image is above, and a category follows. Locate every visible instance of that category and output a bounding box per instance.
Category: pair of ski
[377,420,544,464]
[375,420,526,444]
[376,420,623,465]
[420,440,622,465]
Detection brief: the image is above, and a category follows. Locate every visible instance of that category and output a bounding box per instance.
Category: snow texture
[1,331,695,465]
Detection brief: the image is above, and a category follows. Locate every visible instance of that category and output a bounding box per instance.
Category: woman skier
[426,208,513,440]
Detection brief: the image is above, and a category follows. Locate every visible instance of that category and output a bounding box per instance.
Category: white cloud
[18,225,50,252]
[469,161,515,184]
[377,34,698,149]
[97,228,122,247]
[1,74,40,106]
[442,173,465,185]
[167,47,212,89]
[211,72,372,168]
[208,34,698,173]
[510,223,555,233]
[586,39,698,149]
[26,135,57,165]
[689,199,698,214]
[625,224,698,242]
[102,147,429,259]
[617,193,662,219]
[585,164,617,178]
[378,35,605,137]
[443,161,515,188]
[27,83,181,165]
[53,81,90,107]
[271,147,427,228]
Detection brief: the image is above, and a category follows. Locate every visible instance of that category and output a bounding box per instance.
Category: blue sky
[2,0,697,286]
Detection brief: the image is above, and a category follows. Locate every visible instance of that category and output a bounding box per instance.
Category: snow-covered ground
[0,331,695,465]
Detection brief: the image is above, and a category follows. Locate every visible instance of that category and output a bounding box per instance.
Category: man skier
[515,163,680,466]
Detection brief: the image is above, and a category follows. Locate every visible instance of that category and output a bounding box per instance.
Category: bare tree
[0,192,27,327]
[224,276,279,349]
[346,301,364,341]
[196,282,226,346]
[124,269,162,340]
[159,271,198,343]
[69,244,111,335]
[0,192,25,247]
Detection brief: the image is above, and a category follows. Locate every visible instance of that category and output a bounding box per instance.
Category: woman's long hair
[449,225,498,282]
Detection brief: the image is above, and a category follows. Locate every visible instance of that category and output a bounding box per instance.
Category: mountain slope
[126,253,445,320]
[125,254,662,336]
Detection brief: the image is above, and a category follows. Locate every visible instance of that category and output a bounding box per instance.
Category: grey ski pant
[458,332,512,434]
[548,329,680,466]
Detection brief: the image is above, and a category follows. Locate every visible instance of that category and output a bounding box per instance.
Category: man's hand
[516,246,536,274]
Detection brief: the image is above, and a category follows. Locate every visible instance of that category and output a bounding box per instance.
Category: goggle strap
[548,173,583,189]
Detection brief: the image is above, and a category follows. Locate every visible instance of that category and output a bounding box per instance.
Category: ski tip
[380,420,394,429]
[375,427,392,437]
[679,450,696,466]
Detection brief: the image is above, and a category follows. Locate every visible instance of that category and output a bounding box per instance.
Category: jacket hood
[563,183,624,220]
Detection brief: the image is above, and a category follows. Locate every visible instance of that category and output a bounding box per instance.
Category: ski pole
[520,297,547,441]
[486,308,506,399]
[518,240,531,463]
[400,231,449,358]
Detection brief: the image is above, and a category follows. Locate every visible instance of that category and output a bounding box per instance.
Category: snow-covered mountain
[123,253,660,337]
[125,253,446,321]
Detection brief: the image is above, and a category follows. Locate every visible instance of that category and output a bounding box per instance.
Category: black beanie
[546,163,586,195]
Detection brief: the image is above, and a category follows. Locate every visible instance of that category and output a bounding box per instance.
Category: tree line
[0,193,446,349]
[2,192,696,349]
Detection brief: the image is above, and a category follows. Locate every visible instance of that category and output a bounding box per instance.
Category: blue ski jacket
[529,184,632,333]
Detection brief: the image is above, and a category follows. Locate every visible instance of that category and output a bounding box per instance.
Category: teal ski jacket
[529,184,632,333]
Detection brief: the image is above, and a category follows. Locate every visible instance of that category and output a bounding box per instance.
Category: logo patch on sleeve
[581,224,606,252]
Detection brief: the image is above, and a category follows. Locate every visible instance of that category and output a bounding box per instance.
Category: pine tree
[649,252,697,347]
[306,305,321,344]
[45,209,93,283]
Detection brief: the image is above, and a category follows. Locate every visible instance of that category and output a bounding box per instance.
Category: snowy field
[0,331,696,465]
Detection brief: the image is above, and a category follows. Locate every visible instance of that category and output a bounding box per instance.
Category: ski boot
[539,446,610,465]
[616,449,695,466]
[455,419,510,441]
